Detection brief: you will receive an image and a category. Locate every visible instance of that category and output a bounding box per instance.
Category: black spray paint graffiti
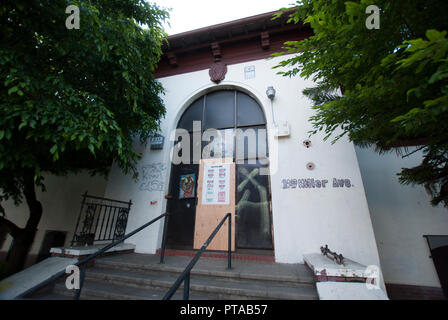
[281,178,353,189]
[237,167,270,237]
[139,163,167,192]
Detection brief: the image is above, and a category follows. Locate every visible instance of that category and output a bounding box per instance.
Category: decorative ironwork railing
[71,192,132,246]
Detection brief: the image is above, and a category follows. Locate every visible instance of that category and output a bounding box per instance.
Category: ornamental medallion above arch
[209,62,227,84]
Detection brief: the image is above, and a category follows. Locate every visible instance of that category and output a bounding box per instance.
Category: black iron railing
[19,212,169,300]
[162,213,232,300]
[159,206,170,264]
[71,192,132,246]
[74,212,169,299]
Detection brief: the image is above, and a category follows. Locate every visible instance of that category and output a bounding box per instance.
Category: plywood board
[194,158,235,251]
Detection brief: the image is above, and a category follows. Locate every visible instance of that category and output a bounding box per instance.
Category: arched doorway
[165,89,274,251]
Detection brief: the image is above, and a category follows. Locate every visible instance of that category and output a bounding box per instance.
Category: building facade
[1,11,447,299]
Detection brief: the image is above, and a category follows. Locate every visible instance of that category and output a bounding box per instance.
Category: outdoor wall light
[266,86,276,100]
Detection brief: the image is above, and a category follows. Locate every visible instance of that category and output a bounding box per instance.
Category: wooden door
[194,158,235,251]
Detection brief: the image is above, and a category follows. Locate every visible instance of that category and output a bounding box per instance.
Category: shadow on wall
[0,229,6,279]
[0,228,5,251]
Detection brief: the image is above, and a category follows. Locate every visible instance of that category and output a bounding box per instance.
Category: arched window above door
[177,90,266,132]
[176,89,268,162]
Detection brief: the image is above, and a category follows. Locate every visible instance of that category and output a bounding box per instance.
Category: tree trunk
[3,170,42,278]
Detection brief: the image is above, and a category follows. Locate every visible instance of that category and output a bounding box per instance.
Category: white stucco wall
[103,54,384,283]
[0,172,108,258]
[355,146,448,288]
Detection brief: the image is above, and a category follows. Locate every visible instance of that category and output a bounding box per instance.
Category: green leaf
[50,145,58,154]
[18,122,27,130]
[8,86,18,95]
[272,0,448,205]
[426,29,447,42]
[88,144,95,155]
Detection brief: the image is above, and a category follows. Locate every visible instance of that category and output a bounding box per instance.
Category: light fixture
[266,86,276,100]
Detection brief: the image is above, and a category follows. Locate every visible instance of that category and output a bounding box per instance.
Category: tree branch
[22,169,42,232]
[0,216,22,238]
[402,145,426,159]
[382,138,430,149]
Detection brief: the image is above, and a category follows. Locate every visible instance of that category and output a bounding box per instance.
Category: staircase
[28,253,318,300]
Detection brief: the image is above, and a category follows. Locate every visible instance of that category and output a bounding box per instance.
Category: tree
[0,0,168,277]
[274,0,448,207]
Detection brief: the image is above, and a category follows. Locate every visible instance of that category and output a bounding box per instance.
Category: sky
[151,0,297,35]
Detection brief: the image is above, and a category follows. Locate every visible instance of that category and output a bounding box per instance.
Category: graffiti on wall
[139,163,167,192]
[237,167,270,237]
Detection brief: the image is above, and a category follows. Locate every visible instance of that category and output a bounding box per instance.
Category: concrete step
[94,254,315,287]
[26,253,318,300]
[25,292,73,300]
[82,266,317,300]
[51,278,222,300]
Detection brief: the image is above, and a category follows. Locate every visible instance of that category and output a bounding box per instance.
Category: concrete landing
[317,282,388,300]
[304,253,370,278]
[303,253,389,300]
[0,257,77,300]
[50,242,135,257]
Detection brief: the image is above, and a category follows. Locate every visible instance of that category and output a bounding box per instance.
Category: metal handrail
[159,207,170,264]
[72,212,169,299]
[162,213,232,300]
[18,213,169,300]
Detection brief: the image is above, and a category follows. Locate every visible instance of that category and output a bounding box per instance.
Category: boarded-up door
[194,158,235,251]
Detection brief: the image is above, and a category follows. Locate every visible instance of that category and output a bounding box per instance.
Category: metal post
[227,213,232,270]
[162,213,232,300]
[71,191,88,246]
[183,272,190,300]
[160,213,169,264]
[74,263,87,300]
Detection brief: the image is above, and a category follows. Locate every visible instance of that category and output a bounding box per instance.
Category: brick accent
[345,277,369,282]
[315,275,328,282]
[327,276,347,282]
[314,274,368,283]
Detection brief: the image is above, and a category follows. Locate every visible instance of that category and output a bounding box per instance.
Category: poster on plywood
[201,163,231,205]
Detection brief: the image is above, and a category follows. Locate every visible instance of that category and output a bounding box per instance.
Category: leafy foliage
[0,0,168,205]
[274,0,448,206]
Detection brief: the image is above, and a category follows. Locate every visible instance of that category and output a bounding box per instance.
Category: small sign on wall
[150,135,164,150]
[275,121,290,137]
[244,65,255,79]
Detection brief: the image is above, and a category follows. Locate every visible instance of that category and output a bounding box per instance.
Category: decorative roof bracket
[261,31,270,50]
[211,42,221,62]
